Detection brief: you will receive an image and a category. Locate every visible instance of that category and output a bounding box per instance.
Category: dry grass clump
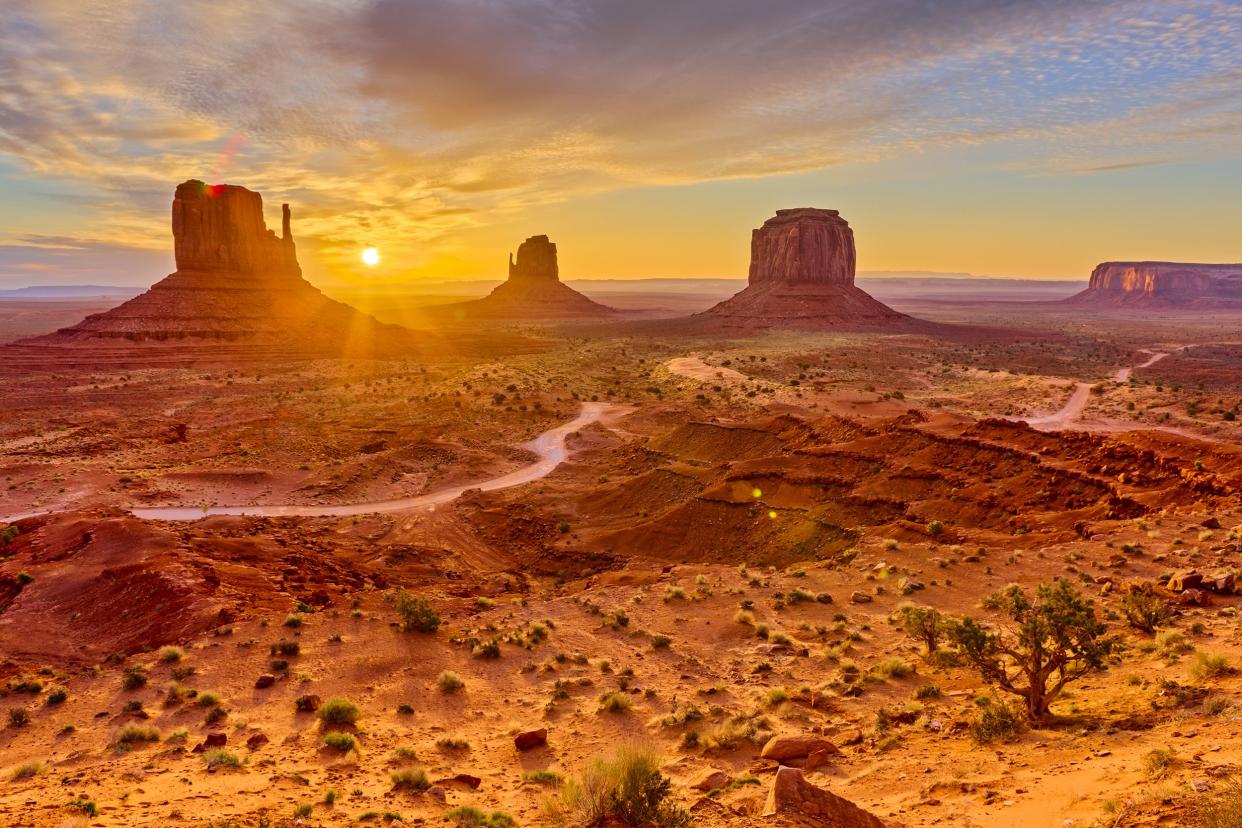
[553,744,689,828]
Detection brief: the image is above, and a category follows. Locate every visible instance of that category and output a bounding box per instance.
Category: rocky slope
[1069,261,1242,308]
[433,235,616,321]
[19,180,412,353]
[700,209,906,328]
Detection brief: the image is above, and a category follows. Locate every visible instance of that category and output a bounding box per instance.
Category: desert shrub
[159,646,184,663]
[436,737,470,750]
[445,806,515,827]
[202,749,240,769]
[1196,778,1242,828]
[10,761,44,781]
[950,579,1117,722]
[523,769,562,785]
[272,640,300,657]
[323,731,357,752]
[293,803,313,818]
[651,634,672,650]
[969,699,1026,745]
[122,665,149,691]
[196,691,221,708]
[317,697,361,726]
[872,658,914,680]
[560,744,689,828]
[395,591,440,633]
[915,684,942,700]
[67,798,96,816]
[391,767,430,792]
[116,724,160,745]
[437,671,464,693]
[598,691,632,713]
[1120,588,1171,634]
[1143,746,1178,779]
[1191,652,1231,682]
[897,603,946,655]
[472,639,501,659]
[45,687,67,706]
[926,520,946,537]
[284,613,304,629]
[7,708,29,728]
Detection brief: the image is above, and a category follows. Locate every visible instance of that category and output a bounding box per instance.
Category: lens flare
[362,247,380,266]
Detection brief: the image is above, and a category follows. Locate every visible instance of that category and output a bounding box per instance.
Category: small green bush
[323,731,357,752]
[395,591,441,633]
[316,697,361,726]
[391,767,430,792]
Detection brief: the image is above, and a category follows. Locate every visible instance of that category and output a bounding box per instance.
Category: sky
[0,0,1239,289]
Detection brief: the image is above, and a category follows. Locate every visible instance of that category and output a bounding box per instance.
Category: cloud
[0,0,1239,283]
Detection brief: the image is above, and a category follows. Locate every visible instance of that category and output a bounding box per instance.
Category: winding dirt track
[1023,348,1177,430]
[125,402,631,521]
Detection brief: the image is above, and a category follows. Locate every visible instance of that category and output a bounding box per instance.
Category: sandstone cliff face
[172,180,299,277]
[750,208,856,287]
[1070,262,1242,308]
[507,235,559,282]
[701,208,904,328]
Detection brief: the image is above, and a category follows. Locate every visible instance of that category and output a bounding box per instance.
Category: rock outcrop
[1068,262,1242,308]
[762,767,886,826]
[508,235,560,283]
[21,180,409,354]
[433,235,615,321]
[700,208,905,328]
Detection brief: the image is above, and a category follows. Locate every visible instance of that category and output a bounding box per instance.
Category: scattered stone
[514,728,548,751]
[762,766,886,826]
[849,591,873,604]
[295,694,321,713]
[761,734,841,762]
[693,770,732,791]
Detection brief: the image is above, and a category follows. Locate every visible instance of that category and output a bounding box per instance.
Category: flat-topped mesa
[172,180,299,277]
[507,234,559,282]
[750,208,856,287]
[699,207,905,328]
[1069,261,1242,307]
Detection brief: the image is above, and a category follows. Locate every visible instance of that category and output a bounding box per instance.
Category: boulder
[514,728,548,751]
[295,694,321,713]
[254,674,275,689]
[849,591,873,604]
[246,732,269,750]
[692,769,733,791]
[203,732,227,748]
[761,734,841,762]
[1168,571,1204,592]
[762,766,886,825]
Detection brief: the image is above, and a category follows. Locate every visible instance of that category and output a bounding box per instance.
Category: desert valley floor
[0,299,1241,828]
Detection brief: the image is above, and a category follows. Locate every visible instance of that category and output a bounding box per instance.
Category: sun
[361,246,380,266]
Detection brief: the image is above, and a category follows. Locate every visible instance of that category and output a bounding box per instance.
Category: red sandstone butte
[433,234,616,321]
[21,180,407,352]
[700,208,905,328]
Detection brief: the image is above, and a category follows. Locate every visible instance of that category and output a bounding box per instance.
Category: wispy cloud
[0,0,1239,284]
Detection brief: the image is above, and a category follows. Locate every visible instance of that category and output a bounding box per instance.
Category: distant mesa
[433,234,616,320]
[699,208,906,328]
[19,180,409,353]
[1068,261,1242,308]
